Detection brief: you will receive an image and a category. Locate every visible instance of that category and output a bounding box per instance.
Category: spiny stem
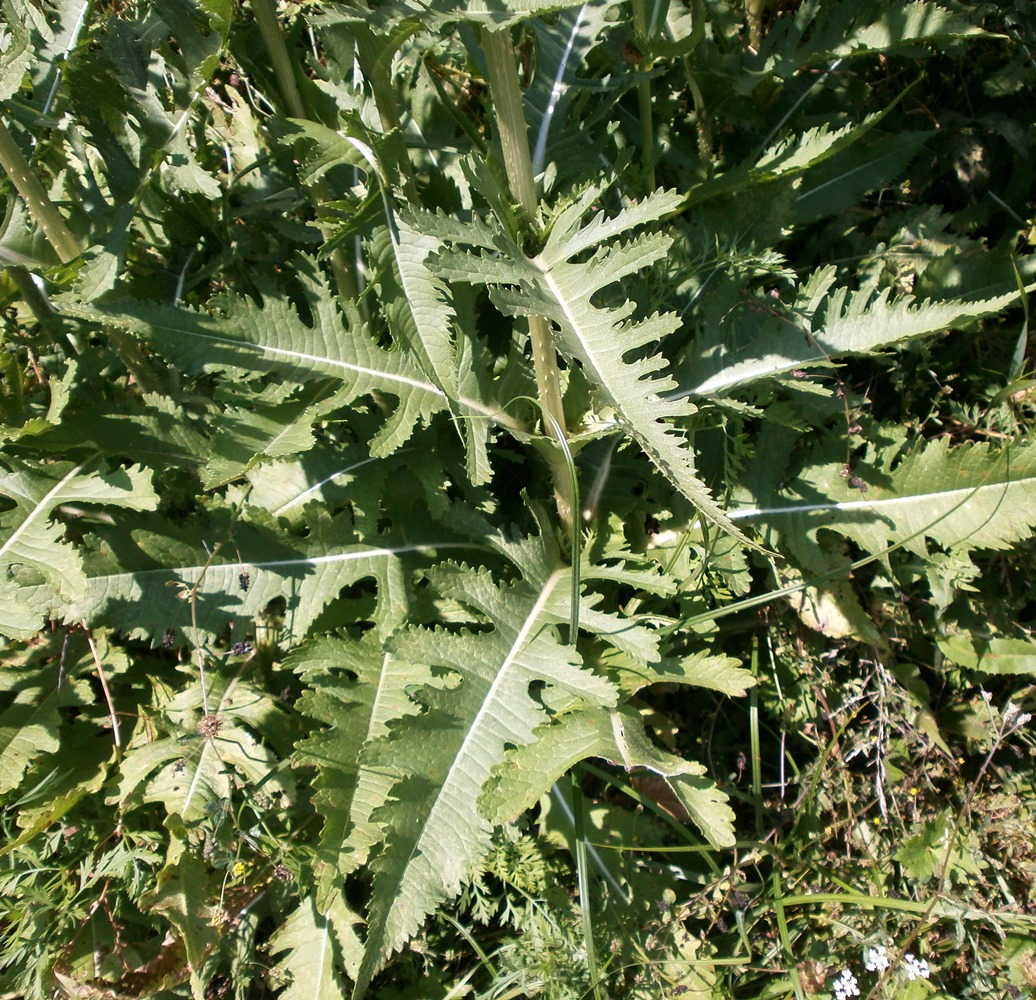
[0,117,81,263]
[481,27,574,533]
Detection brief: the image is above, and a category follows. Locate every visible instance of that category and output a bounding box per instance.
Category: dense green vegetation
[2,0,1036,997]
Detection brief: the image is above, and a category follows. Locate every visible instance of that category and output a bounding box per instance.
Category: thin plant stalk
[353,26,420,203]
[571,767,605,1000]
[670,0,712,169]
[4,265,78,354]
[749,636,764,837]
[251,0,306,118]
[251,0,361,304]
[481,27,574,533]
[630,0,657,190]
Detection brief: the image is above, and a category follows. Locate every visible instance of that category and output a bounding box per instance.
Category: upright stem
[630,0,657,190]
[5,266,78,354]
[354,26,420,204]
[672,0,713,170]
[2,120,170,379]
[251,0,306,119]
[0,118,81,263]
[746,0,764,50]
[481,28,574,533]
[481,29,540,216]
[251,0,360,303]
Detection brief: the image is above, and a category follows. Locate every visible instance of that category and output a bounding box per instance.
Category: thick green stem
[251,0,360,303]
[630,0,657,190]
[1,124,169,380]
[481,29,540,217]
[746,0,764,50]
[251,0,306,119]
[481,27,573,533]
[0,118,81,264]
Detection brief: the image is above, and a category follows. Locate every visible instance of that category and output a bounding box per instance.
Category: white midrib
[161,325,515,423]
[182,740,213,817]
[532,263,604,386]
[679,354,827,399]
[387,565,568,921]
[0,459,88,560]
[367,650,396,740]
[84,543,485,585]
[729,479,1019,521]
[315,918,333,994]
[530,5,587,176]
[273,455,382,515]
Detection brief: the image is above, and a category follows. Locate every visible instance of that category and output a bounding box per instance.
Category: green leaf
[481,705,735,849]
[738,436,1036,561]
[794,130,934,224]
[118,712,293,826]
[372,214,496,485]
[428,186,754,544]
[937,635,1036,675]
[289,631,440,910]
[0,719,112,859]
[0,668,88,797]
[0,457,158,637]
[40,392,210,470]
[59,507,477,643]
[269,896,362,998]
[0,0,33,102]
[140,852,218,980]
[830,2,990,55]
[278,115,511,485]
[525,4,617,176]
[58,256,520,462]
[683,266,1034,398]
[201,390,319,489]
[349,539,623,995]
[243,441,395,531]
[685,107,897,210]
[648,650,756,698]
[764,0,989,76]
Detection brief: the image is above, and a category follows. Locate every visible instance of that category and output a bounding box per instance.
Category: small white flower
[864,945,890,972]
[832,968,860,1000]
[1003,701,1032,730]
[903,953,930,981]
